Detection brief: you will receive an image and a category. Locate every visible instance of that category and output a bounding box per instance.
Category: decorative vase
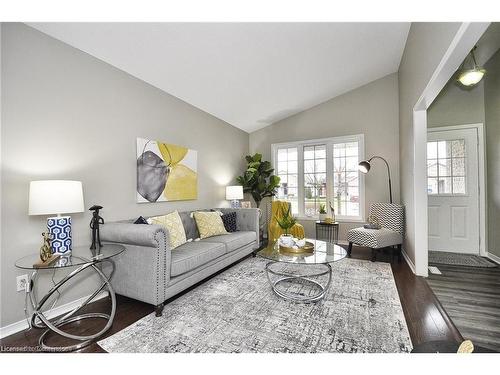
[319,213,327,221]
[279,233,294,247]
[47,216,72,255]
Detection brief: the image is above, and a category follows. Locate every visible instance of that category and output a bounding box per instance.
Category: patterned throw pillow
[134,216,149,224]
[221,212,237,232]
[193,211,228,239]
[147,211,187,249]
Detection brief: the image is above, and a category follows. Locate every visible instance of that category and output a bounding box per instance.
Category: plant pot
[319,213,327,221]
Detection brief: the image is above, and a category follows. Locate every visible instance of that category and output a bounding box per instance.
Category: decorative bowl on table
[278,236,315,254]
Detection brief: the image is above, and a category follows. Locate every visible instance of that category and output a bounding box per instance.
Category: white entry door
[427,127,480,254]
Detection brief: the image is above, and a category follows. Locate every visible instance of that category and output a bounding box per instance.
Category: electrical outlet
[16,274,29,292]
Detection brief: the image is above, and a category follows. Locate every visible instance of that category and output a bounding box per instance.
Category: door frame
[412,22,490,277]
[427,123,487,256]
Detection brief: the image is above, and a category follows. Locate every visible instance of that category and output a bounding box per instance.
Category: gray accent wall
[484,49,500,258]
[398,22,462,266]
[249,73,400,239]
[427,80,485,128]
[1,23,249,327]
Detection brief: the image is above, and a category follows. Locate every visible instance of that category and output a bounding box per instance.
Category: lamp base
[230,200,241,208]
[47,215,73,255]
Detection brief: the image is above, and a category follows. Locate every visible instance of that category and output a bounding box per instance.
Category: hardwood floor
[0,245,462,353]
[427,262,500,352]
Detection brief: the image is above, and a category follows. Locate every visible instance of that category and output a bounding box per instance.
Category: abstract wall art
[136,137,198,203]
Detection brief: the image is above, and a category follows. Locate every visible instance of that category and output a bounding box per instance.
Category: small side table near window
[14,244,125,352]
[315,221,339,243]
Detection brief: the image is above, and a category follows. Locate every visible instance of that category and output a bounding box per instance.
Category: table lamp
[226,185,243,208]
[29,180,84,255]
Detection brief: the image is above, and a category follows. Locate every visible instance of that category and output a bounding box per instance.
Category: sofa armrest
[100,222,171,306]
[218,208,260,248]
[100,222,170,249]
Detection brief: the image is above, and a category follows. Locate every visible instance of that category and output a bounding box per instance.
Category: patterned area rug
[99,257,412,353]
[429,251,497,268]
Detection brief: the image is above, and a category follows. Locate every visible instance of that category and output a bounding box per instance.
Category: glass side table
[315,221,339,243]
[15,244,125,352]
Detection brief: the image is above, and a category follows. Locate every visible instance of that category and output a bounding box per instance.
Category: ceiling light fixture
[457,46,486,87]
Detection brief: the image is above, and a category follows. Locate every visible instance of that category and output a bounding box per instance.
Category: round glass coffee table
[257,239,346,303]
[15,244,125,351]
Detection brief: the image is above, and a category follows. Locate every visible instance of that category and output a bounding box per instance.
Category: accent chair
[346,203,405,262]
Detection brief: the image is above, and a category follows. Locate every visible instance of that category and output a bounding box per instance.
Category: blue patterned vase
[47,216,72,255]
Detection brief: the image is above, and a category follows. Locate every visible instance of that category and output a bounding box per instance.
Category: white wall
[1,23,249,327]
[249,73,400,239]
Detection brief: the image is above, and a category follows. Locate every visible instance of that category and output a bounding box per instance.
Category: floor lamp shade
[29,180,85,255]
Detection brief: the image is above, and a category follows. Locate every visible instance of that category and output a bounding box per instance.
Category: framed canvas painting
[136,137,197,203]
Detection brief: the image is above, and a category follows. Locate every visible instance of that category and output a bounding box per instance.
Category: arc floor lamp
[358,156,393,204]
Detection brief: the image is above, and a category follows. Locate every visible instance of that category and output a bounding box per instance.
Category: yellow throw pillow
[147,211,187,249]
[193,211,228,239]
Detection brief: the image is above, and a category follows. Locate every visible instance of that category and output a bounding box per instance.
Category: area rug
[429,251,497,268]
[98,257,412,353]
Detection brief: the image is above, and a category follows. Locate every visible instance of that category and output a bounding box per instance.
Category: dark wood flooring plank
[427,262,500,352]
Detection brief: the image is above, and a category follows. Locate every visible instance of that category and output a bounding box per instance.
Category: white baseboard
[0,291,108,339]
[401,249,417,275]
[487,252,500,265]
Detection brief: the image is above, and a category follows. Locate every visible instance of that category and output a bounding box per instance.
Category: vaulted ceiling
[28,22,410,133]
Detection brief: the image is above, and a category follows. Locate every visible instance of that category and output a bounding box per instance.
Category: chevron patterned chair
[346,203,405,262]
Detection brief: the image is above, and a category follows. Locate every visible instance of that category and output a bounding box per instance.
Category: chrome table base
[26,261,116,352]
[265,262,332,303]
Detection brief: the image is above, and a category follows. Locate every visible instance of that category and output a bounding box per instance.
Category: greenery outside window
[272,135,365,221]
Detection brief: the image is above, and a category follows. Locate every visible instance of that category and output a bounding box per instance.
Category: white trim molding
[401,248,417,275]
[487,252,500,265]
[0,291,107,339]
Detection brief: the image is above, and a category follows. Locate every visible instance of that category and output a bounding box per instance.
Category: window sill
[296,216,365,223]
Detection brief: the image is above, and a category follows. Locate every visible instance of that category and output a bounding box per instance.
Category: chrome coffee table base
[26,261,116,352]
[265,262,332,303]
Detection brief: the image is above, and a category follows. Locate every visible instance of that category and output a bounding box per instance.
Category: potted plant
[275,205,297,246]
[319,203,327,221]
[236,153,280,208]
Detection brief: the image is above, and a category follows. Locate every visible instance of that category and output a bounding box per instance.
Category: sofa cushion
[178,211,199,240]
[347,227,403,249]
[201,231,256,253]
[171,241,226,277]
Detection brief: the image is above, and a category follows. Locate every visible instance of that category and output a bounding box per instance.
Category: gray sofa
[100,208,260,316]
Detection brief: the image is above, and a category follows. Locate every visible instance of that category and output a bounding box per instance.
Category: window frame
[271,134,365,222]
[426,139,467,196]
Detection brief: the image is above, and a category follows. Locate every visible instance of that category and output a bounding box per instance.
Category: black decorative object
[134,216,149,224]
[89,205,104,250]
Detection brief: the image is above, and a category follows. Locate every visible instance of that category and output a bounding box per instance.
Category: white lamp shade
[225,185,243,200]
[29,180,85,215]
